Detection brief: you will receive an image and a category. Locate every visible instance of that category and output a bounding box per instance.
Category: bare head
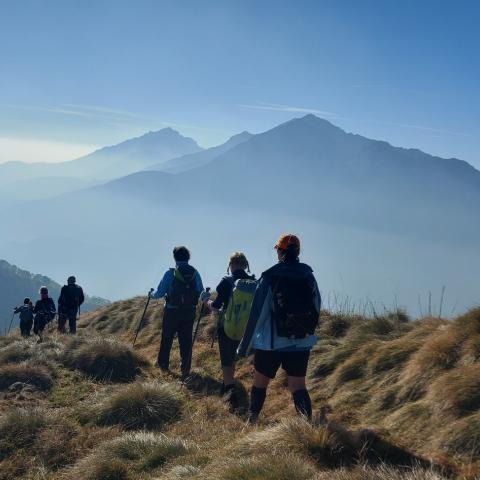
[228,251,250,274]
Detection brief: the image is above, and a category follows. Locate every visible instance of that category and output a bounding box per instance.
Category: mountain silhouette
[146,131,253,174]
[0,115,478,311]
[0,128,202,206]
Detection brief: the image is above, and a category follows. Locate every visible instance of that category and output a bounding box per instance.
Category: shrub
[0,363,53,391]
[429,365,480,416]
[208,453,317,480]
[0,408,47,460]
[0,339,63,365]
[97,382,184,430]
[61,336,148,382]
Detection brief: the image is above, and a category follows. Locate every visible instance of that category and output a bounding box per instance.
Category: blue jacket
[152,261,204,308]
[237,261,321,355]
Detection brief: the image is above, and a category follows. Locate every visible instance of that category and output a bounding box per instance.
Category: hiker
[33,286,56,342]
[14,298,34,337]
[237,234,321,422]
[58,275,85,334]
[202,252,256,395]
[153,246,204,378]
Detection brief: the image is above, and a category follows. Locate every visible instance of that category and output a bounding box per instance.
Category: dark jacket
[34,298,56,319]
[211,269,255,310]
[58,284,84,313]
[237,260,321,355]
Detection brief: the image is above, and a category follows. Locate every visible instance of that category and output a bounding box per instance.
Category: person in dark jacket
[14,298,34,337]
[152,246,204,378]
[238,234,321,422]
[33,286,56,342]
[58,276,84,334]
[202,252,255,395]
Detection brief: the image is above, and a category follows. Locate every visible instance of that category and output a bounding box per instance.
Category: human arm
[206,278,233,311]
[152,270,173,300]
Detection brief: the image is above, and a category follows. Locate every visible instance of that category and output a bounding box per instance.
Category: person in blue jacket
[238,234,321,422]
[152,246,204,378]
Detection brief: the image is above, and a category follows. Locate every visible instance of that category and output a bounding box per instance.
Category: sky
[0,0,479,168]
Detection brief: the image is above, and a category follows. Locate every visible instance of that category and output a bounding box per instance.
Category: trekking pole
[132,288,154,347]
[7,312,16,334]
[210,314,219,349]
[192,288,210,348]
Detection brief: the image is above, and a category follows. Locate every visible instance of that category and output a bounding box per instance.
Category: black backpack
[167,265,200,308]
[271,274,319,339]
[62,284,82,309]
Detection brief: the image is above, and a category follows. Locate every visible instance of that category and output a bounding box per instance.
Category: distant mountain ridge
[0,259,109,333]
[0,114,479,311]
[146,131,253,173]
[0,128,203,207]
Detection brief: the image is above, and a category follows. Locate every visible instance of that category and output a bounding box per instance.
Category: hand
[200,291,211,303]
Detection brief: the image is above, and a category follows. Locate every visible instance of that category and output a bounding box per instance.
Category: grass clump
[314,465,446,479]
[207,453,317,480]
[0,339,63,365]
[68,431,193,479]
[107,432,193,470]
[0,362,54,391]
[61,336,148,382]
[429,364,480,417]
[0,408,47,460]
[97,381,184,430]
[236,417,357,468]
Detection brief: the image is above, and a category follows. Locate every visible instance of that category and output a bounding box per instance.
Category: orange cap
[274,233,300,251]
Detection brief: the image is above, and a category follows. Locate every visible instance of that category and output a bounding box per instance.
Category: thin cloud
[238,102,336,117]
[64,104,144,118]
[6,104,144,123]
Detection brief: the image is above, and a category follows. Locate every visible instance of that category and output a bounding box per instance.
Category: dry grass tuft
[314,465,446,479]
[61,336,148,382]
[0,338,63,365]
[236,417,357,468]
[429,364,480,417]
[97,381,184,430]
[204,453,317,480]
[0,362,54,391]
[0,407,47,461]
[67,431,194,479]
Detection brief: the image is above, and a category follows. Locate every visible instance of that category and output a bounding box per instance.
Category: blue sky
[0,0,479,167]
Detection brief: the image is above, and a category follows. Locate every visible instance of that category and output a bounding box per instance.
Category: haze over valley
[1,115,478,317]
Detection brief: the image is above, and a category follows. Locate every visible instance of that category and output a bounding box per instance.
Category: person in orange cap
[238,233,321,422]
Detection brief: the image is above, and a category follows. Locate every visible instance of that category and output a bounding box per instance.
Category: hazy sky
[0,0,479,168]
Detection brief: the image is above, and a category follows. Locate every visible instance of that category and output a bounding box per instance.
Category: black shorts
[218,328,240,368]
[254,349,310,379]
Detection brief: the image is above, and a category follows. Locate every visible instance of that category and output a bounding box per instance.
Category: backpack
[19,306,33,323]
[167,265,200,308]
[61,284,82,309]
[223,278,257,341]
[271,274,319,339]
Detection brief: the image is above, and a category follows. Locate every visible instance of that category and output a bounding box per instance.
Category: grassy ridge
[0,298,478,479]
